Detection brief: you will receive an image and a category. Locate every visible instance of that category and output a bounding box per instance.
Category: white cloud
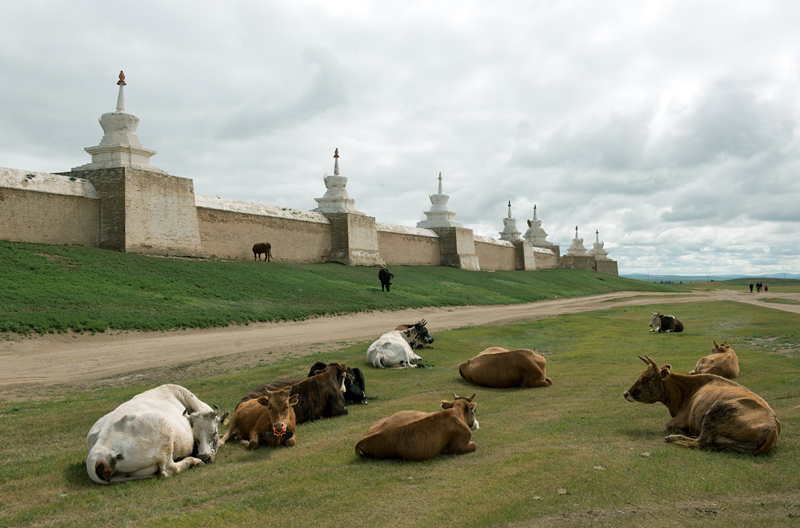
[1,0,799,275]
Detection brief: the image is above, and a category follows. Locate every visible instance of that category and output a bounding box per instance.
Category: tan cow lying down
[221,388,299,449]
[459,347,552,388]
[624,355,780,454]
[689,341,739,378]
[355,393,479,461]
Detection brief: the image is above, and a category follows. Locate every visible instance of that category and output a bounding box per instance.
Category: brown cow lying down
[221,388,299,449]
[459,347,552,388]
[238,363,349,424]
[355,393,479,461]
[624,355,780,454]
[689,341,739,378]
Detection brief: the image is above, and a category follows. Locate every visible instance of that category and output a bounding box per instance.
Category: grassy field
[0,240,677,335]
[1,300,798,527]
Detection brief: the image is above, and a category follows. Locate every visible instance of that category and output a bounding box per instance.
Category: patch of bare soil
[1,289,798,401]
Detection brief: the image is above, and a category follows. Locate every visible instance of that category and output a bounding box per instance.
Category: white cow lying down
[367,331,422,368]
[86,384,227,485]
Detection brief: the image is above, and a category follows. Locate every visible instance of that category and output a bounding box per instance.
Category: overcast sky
[2,1,799,276]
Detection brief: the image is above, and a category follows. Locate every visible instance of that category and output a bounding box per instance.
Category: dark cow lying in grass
[306,361,368,405]
[238,363,349,423]
[623,355,780,454]
[252,242,272,261]
[378,268,393,292]
[459,347,552,388]
[355,393,479,461]
[221,388,299,449]
[689,341,740,378]
[649,312,684,333]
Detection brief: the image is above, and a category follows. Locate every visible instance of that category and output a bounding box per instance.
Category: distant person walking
[765,283,769,292]
[749,282,754,293]
[756,282,762,293]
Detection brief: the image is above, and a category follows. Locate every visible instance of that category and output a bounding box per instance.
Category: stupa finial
[115,70,126,112]
[333,148,340,175]
[437,172,443,194]
[507,200,512,218]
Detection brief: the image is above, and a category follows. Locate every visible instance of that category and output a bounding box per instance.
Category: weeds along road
[1,289,798,397]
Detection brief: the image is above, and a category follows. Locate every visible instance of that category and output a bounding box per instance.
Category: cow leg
[219,415,238,445]
[158,440,204,478]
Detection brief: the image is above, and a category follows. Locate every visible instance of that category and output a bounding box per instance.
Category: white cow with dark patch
[367,320,434,368]
[86,384,228,485]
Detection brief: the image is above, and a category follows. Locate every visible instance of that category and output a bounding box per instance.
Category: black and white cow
[367,319,435,368]
[649,312,684,333]
[378,268,394,292]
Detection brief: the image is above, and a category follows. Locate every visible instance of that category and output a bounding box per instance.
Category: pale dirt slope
[1,289,797,400]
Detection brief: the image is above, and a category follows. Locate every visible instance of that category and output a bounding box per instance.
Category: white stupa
[314,148,362,215]
[73,71,166,174]
[566,226,588,255]
[417,172,462,228]
[499,201,522,241]
[523,204,555,249]
[587,229,610,260]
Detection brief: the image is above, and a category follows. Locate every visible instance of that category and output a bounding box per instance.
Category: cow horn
[419,319,427,326]
[639,355,658,369]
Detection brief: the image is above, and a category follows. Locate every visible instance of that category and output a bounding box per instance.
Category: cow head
[712,340,730,354]
[307,362,366,404]
[185,405,228,464]
[412,319,435,347]
[257,389,299,437]
[623,355,672,404]
[649,312,662,328]
[442,392,479,431]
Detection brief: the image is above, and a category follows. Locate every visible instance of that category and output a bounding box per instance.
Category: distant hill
[623,273,800,283]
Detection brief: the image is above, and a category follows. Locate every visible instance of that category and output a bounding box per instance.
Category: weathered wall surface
[376,224,441,266]
[560,255,597,272]
[196,196,332,262]
[596,259,619,276]
[474,236,516,271]
[0,168,100,247]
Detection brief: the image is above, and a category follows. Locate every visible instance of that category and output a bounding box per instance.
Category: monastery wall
[376,224,441,266]
[195,196,332,262]
[0,168,100,247]
[474,236,516,271]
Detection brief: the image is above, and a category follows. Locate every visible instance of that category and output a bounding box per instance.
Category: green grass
[1,301,798,527]
[0,239,677,334]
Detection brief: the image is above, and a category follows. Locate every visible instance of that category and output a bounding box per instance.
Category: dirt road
[2,289,798,399]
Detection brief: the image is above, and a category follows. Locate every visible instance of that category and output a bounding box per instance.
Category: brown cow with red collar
[355,393,479,461]
[238,363,349,424]
[221,388,299,449]
[624,355,780,454]
[459,347,552,388]
[689,341,740,378]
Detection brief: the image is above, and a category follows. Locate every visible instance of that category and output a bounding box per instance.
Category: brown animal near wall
[220,388,299,449]
[623,355,780,455]
[459,347,552,388]
[689,341,740,378]
[252,242,272,261]
[355,393,479,461]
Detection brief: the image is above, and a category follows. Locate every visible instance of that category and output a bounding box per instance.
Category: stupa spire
[115,70,126,112]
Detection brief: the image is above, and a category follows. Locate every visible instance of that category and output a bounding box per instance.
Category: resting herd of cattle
[85,311,783,484]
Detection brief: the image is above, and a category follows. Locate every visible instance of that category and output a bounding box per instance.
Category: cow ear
[289,394,299,406]
[257,396,270,406]
[659,365,672,379]
[217,411,229,425]
[441,400,454,409]
[469,403,477,412]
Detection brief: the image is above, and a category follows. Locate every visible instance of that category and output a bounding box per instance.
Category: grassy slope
[0,240,676,334]
[1,301,799,527]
